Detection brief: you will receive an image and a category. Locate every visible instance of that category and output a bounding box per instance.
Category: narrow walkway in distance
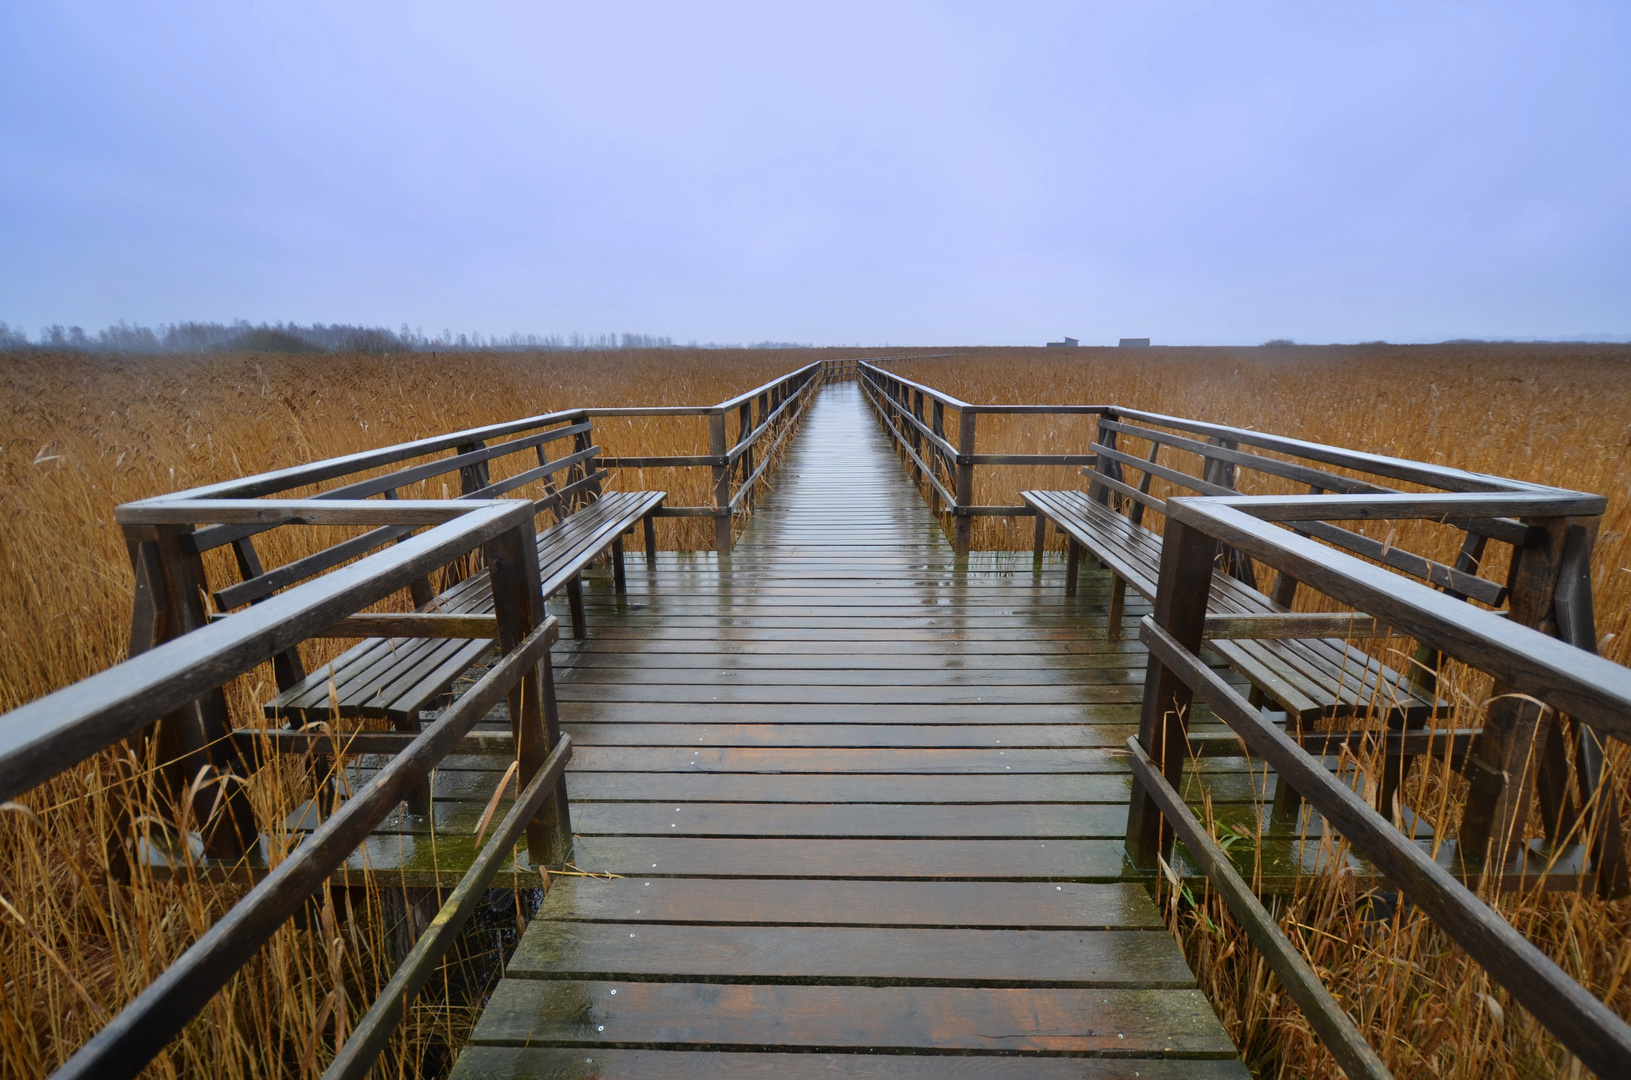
[455,381,1247,1077]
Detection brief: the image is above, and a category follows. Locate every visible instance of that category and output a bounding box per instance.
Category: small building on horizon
[1045,336,1079,348]
[1118,337,1151,347]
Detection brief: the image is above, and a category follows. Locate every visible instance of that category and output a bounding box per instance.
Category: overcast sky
[2,2,1628,346]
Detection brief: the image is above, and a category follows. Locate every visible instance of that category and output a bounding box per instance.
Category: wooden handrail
[713,359,825,412]
[1114,474,1631,1077]
[858,358,1594,504]
[145,361,865,566]
[49,620,567,1080]
[322,733,574,1080]
[172,408,588,502]
[1138,616,1631,1079]
[0,501,534,803]
[1097,417,1393,496]
[856,358,1601,564]
[1111,404,1553,495]
[1124,734,1394,1080]
[1168,497,1631,738]
[116,498,511,527]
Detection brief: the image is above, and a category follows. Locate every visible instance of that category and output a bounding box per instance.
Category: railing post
[886,378,901,452]
[1125,516,1217,869]
[930,401,946,516]
[737,401,754,488]
[1545,523,1628,896]
[136,523,258,857]
[1459,517,1569,872]
[889,381,903,462]
[910,390,925,486]
[709,409,732,557]
[1461,515,1622,889]
[485,518,571,864]
[953,409,976,557]
[456,439,491,494]
[1204,437,1257,588]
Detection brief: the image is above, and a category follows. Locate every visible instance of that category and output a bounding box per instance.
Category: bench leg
[1378,708,1426,821]
[1032,514,1047,563]
[1107,576,1126,641]
[1252,690,1314,823]
[312,760,340,818]
[541,648,574,863]
[611,537,627,594]
[398,716,433,815]
[566,574,587,640]
[519,640,572,865]
[643,512,658,564]
[1270,713,1307,823]
[1064,539,1081,597]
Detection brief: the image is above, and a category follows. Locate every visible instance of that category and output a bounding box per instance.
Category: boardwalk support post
[1461,515,1625,894]
[486,518,571,864]
[930,402,946,516]
[132,523,258,858]
[710,409,732,558]
[954,409,976,557]
[1125,515,1216,870]
[910,390,925,486]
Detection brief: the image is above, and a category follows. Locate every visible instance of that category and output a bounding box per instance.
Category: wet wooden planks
[452,382,1245,1076]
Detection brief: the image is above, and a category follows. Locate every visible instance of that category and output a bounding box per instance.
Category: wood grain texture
[467,980,1238,1056]
[509,922,1195,987]
[565,836,1127,879]
[450,1047,1249,1079]
[568,802,1129,837]
[537,877,1164,929]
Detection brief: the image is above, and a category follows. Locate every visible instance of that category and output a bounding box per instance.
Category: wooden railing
[858,360,1104,554]
[819,356,862,381]
[858,359,1583,561]
[0,499,572,1080]
[584,359,826,553]
[589,354,926,551]
[1131,494,1631,1079]
[859,360,1631,1078]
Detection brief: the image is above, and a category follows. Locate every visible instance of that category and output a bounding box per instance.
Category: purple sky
[2,2,1628,345]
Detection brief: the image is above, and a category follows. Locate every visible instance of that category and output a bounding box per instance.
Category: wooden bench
[1024,489,1441,730]
[266,489,663,728]
[1019,416,1505,817]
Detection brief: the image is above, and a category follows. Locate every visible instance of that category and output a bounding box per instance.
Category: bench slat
[1023,489,1443,725]
[267,490,663,724]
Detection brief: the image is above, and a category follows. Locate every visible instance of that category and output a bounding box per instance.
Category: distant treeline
[0,320,816,354]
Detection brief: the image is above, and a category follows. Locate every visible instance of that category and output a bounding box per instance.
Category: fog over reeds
[0,319,825,355]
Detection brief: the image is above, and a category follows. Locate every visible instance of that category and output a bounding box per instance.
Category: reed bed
[886,344,1631,1078]
[0,345,880,1079]
[6,343,1628,1078]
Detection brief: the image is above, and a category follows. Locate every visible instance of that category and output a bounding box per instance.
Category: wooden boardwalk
[33,366,1623,1078]
[451,382,1246,1077]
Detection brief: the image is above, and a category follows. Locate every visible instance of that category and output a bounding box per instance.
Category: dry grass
[0,345,884,1078]
[6,342,1630,1078]
[886,343,1631,1078]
